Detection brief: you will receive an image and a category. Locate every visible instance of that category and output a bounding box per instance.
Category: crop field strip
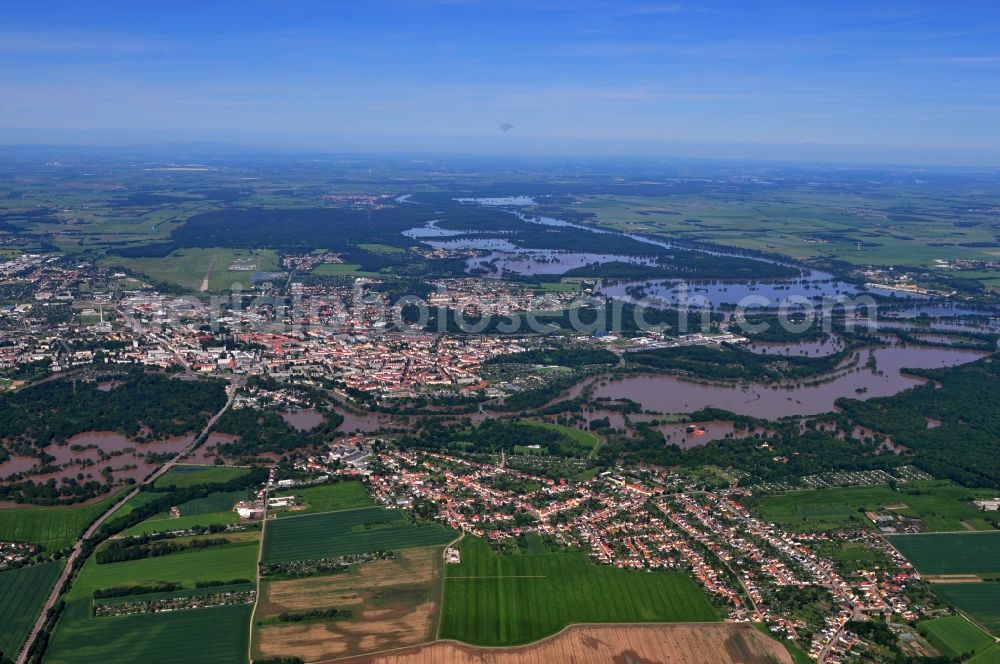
[887,531,1000,576]
[45,603,253,664]
[918,615,996,659]
[0,561,62,657]
[438,537,719,646]
[931,583,1000,635]
[0,491,128,551]
[46,521,261,664]
[261,506,457,563]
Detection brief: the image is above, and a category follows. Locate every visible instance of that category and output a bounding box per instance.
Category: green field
[932,584,1000,635]
[357,242,405,255]
[312,262,378,276]
[969,645,1000,664]
[122,509,239,536]
[918,616,995,659]
[523,420,600,449]
[572,192,1000,282]
[47,535,259,663]
[271,480,374,517]
[46,602,252,664]
[756,481,997,532]
[104,247,278,292]
[262,507,456,563]
[176,490,246,516]
[74,541,259,593]
[154,464,251,489]
[888,532,1000,576]
[439,536,719,646]
[0,492,126,551]
[0,562,62,658]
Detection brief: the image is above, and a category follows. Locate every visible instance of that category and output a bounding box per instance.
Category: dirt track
[327,623,793,664]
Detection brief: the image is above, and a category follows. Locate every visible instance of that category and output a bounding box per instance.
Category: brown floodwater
[0,431,195,488]
[583,345,986,420]
[281,409,326,431]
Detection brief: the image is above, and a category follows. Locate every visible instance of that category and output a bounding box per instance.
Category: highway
[15,378,240,664]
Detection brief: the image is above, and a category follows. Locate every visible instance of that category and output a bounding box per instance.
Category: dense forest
[0,373,226,448]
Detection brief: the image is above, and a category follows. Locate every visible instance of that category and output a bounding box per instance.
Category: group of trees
[0,372,227,447]
[626,343,851,382]
[837,358,1000,488]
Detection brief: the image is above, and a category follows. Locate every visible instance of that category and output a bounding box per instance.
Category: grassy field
[176,490,246,516]
[46,526,260,664]
[153,464,251,489]
[0,492,126,551]
[46,602,252,664]
[74,541,259,593]
[312,262,378,276]
[104,247,277,292]
[888,532,1000,576]
[262,507,456,563]
[271,480,374,517]
[931,584,1000,635]
[756,481,996,532]
[438,536,719,646]
[969,645,1000,664]
[572,192,1000,279]
[918,616,996,659]
[0,562,62,658]
[122,509,239,536]
[357,242,405,254]
[523,420,600,450]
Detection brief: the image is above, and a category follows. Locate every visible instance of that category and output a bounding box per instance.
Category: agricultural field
[175,490,247,516]
[76,541,258,592]
[45,602,252,664]
[969,645,1000,664]
[931,583,1000,635]
[312,263,378,276]
[46,533,260,664]
[0,491,126,551]
[261,507,456,563]
[0,561,62,659]
[438,536,719,646]
[887,532,1000,576]
[103,247,278,292]
[571,191,1000,277]
[255,545,445,661]
[917,616,996,660]
[270,480,374,517]
[331,624,793,664]
[755,481,997,532]
[153,464,251,489]
[122,509,239,536]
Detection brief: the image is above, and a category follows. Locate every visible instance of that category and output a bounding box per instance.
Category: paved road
[16,379,239,664]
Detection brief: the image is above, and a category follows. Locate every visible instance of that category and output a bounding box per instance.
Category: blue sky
[1,0,999,164]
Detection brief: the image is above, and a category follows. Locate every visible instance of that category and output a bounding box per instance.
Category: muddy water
[0,431,195,486]
[583,345,985,419]
[281,409,326,431]
[467,250,657,276]
[656,420,757,449]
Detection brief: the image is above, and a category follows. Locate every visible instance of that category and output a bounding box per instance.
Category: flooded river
[578,345,985,420]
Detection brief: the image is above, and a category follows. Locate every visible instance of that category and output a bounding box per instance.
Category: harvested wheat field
[331,624,793,664]
[255,546,446,662]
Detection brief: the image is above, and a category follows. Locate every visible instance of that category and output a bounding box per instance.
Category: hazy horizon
[2,0,1000,166]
